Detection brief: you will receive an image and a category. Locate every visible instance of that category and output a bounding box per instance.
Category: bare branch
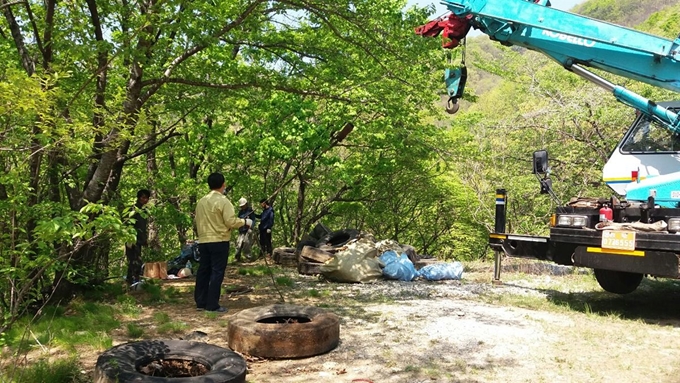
[119,131,181,163]
[140,77,353,103]
[1,0,35,75]
[22,0,44,61]
[0,0,23,10]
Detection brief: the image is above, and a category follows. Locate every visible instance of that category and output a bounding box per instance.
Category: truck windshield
[621,112,680,153]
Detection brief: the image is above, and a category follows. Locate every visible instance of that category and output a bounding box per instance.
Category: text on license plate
[601,230,636,251]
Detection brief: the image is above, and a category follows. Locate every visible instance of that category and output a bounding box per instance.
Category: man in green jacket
[194,173,252,313]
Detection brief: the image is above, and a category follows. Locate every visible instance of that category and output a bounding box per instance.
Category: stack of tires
[272,247,296,267]
[294,223,332,256]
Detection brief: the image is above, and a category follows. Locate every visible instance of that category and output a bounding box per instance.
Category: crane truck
[416,0,680,294]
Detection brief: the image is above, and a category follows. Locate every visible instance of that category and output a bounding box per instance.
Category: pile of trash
[140,241,200,282]
[294,224,463,283]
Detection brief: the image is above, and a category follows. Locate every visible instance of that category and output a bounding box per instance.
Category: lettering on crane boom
[541,31,596,47]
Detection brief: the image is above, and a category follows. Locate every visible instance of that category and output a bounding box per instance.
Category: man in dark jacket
[234,197,257,262]
[126,189,150,286]
[255,198,274,258]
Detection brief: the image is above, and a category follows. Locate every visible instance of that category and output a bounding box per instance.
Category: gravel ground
[236,262,680,383]
[242,275,560,383]
[83,258,680,383]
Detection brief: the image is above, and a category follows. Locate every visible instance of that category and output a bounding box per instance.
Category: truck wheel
[594,269,643,294]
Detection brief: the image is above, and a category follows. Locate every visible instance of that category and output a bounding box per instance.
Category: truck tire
[594,269,643,294]
[309,223,332,240]
[228,304,339,359]
[94,340,246,383]
[316,229,359,248]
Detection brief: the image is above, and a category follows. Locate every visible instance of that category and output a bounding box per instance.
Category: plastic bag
[319,242,382,283]
[379,251,418,282]
[419,262,464,281]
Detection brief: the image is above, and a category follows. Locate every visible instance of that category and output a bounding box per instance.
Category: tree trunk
[146,122,162,253]
[294,173,306,242]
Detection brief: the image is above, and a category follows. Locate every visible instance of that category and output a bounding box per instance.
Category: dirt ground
[81,258,680,383]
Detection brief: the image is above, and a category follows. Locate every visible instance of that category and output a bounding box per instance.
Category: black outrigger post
[492,189,507,284]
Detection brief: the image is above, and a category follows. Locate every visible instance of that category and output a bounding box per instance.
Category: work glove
[245,218,253,227]
[266,229,272,234]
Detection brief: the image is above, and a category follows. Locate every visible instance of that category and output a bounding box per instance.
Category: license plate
[601,230,636,251]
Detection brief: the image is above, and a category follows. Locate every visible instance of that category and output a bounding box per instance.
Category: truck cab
[605,102,680,207]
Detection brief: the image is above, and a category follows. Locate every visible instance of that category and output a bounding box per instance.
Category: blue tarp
[378,250,418,281]
[419,262,464,281]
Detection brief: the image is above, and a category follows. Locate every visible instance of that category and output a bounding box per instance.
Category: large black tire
[309,223,332,240]
[594,269,643,294]
[228,304,339,359]
[316,229,359,248]
[94,340,246,383]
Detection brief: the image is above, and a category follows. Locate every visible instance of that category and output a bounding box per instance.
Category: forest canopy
[1,0,679,331]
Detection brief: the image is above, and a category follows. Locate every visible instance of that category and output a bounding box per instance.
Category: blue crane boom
[415,0,680,131]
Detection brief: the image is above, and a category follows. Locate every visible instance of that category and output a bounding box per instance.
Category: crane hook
[445,97,460,114]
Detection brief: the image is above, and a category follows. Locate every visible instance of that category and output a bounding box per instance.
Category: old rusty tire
[94,339,246,383]
[228,304,340,359]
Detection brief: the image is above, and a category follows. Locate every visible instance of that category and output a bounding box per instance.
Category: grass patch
[116,294,141,316]
[126,323,145,338]
[275,276,294,287]
[237,265,275,276]
[302,288,331,298]
[472,264,680,324]
[403,365,421,373]
[153,312,171,324]
[157,321,188,335]
[1,301,118,353]
[82,281,126,301]
[1,357,88,383]
[140,281,166,304]
[164,286,182,298]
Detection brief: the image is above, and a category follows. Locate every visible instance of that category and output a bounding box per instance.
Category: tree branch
[0,0,23,10]
[1,0,35,75]
[119,130,181,163]
[139,0,268,104]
